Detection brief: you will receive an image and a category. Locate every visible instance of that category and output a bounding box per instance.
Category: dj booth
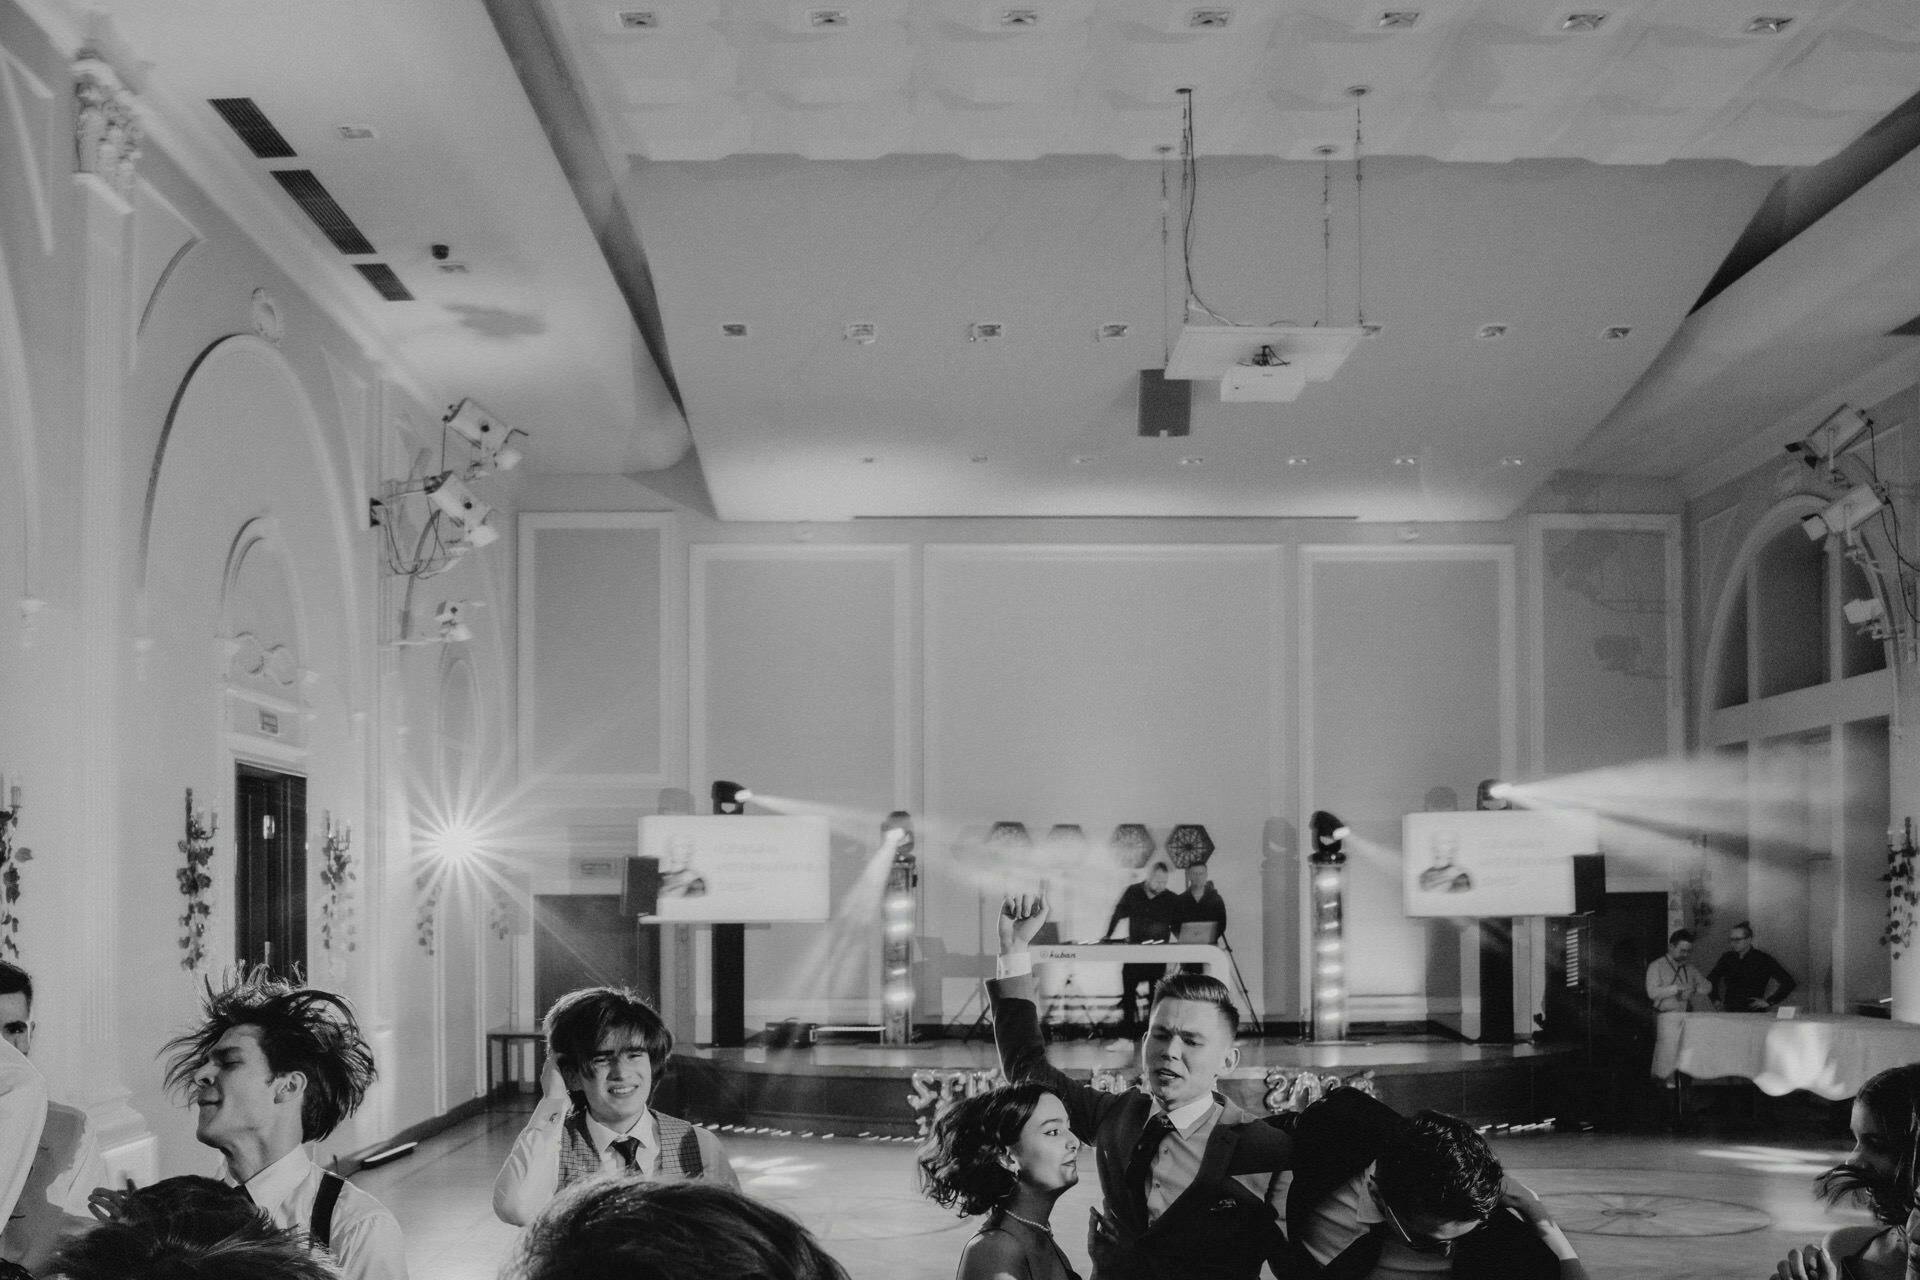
[1029,940,1228,976]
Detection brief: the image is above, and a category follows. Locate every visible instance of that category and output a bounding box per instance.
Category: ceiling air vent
[271,170,376,255]
[208,98,297,159]
[353,263,414,301]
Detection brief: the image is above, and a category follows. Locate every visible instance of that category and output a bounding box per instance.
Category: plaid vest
[556,1103,705,1189]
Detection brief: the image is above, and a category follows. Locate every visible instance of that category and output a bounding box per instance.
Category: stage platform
[663,1036,1575,1138]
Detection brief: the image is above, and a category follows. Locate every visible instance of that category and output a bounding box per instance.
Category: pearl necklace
[1002,1208,1052,1235]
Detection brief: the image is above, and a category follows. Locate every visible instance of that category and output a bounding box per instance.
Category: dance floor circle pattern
[1542,1191,1773,1237]
[763,1193,971,1241]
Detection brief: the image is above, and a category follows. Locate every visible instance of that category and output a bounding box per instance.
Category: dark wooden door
[532,895,659,1025]
[235,764,306,977]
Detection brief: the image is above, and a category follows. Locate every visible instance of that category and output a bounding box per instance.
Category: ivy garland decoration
[1884,819,1917,959]
[176,789,217,972]
[415,871,442,956]
[317,813,357,974]
[0,803,31,960]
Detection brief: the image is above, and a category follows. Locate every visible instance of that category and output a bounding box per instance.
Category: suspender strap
[310,1172,346,1251]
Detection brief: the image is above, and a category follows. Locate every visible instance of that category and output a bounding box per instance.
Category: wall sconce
[1308,810,1349,1042]
[881,810,917,1045]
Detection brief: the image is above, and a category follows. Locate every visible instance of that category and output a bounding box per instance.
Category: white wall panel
[1301,546,1514,1013]
[518,514,669,786]
[691,545,910,1024]
[923,545,1282,1019]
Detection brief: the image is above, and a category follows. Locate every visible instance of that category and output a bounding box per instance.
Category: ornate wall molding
[72,55,141,201]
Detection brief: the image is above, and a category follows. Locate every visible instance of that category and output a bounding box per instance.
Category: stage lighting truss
[881,811,917,1046]
[372,400,528,581]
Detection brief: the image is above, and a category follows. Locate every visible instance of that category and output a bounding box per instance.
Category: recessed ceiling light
[970,454,990,463]
[1561,12,1607,31]
[720,323,749,338]
[1072,455,1096,465]
[1602,325,1632,340]
[1286,456,1311,466]
[845,322,877,344]
[1378,10,1421,28]
[335,125,378,141]
[1476,323,1509,340]
[808,7,850,28]
[859,455,878,464]
[1360,323,1385,338]
[617,9,659,29]
[1744,15,1793,33]
[435,261,470,275]
[1179,456,1205,466]
[1188,8,1232,29]
[1097,322,1131,341]
[999,7,1040,26]
[1500,456,1525,467]
[968,322,1004,341]
[1393,455,1419,466]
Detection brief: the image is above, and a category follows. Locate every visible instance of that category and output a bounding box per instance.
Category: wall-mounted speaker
[621,856,660,918]
[1137,369,1191,438]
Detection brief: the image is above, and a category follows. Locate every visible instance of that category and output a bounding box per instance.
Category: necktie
[610,1136,642,1173]
[1126,1112,1174,1215]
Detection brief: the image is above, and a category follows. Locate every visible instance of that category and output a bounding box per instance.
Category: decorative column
[70,53,152,1178]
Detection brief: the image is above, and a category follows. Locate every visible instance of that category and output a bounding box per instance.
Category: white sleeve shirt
[233,1146,409,1280]
[492,1096,739,1227]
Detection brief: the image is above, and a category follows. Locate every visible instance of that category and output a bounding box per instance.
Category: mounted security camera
[426,474,488,526]
[1802,483,1885,541]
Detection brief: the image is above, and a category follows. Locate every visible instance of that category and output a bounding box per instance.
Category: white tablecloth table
[1651,1011,1920,1098]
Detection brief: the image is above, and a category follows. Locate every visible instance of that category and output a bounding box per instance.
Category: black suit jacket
[988,973,1291,1280]
[1274,1087,1561,1280]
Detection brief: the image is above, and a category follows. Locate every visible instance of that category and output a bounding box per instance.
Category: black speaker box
[1137,368,1191,438]
[1571,853,1605,914]
[621,856,661,918]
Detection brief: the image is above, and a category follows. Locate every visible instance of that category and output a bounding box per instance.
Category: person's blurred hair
[919,1082,1057,1216]
[45,1175,336,1280]
[504,1180,849,1280]
[1375,1110,1503,1225]
[1819,1063,1920,1225]
[1150,971,1239,1036]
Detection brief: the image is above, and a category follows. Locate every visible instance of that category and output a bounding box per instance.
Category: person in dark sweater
[1106,864,1178,1033]
[1707,922,1797,1012]
[1167,862,1227,942]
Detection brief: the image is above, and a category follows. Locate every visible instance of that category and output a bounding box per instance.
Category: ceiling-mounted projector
[1167,324,1366,403]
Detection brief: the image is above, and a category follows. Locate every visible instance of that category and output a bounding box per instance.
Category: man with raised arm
[990,893,1290,1280]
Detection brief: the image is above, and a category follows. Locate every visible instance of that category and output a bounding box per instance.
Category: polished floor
[355,1094,1880,1279]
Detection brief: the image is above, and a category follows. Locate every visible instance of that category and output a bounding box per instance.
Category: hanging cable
[1160,147,1173,367]
[1176,88,1290,327]
[1353,92,1368,328]
[1320,148,1334,328]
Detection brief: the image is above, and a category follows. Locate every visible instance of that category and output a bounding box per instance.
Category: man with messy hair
[160,971,405,1280]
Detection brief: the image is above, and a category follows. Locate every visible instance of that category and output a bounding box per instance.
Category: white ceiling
[39,0,1920,520]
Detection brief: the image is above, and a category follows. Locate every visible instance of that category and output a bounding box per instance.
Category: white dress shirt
[229,1146,408,1280]
[2,1098,93,1272]
[492,1093,738,1227]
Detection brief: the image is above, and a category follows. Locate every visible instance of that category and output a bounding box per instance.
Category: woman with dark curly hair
[1773,1063,1920,1279]
[919,1083,1082,1280]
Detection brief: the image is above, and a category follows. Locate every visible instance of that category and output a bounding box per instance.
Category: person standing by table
[1707,921,1797,1012]
[1105,863,1177,1036]
[1646,929,1713,1013]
